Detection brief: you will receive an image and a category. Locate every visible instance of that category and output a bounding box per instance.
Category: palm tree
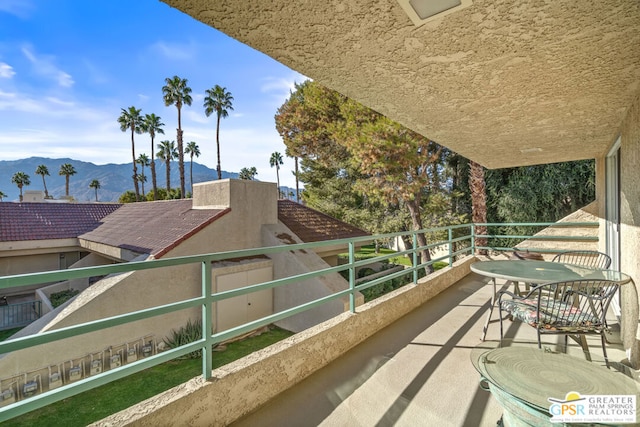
[89,179,101,202]
[35,164,50,198]
[204,85,234,180]
[11,172,30,202]
[185,141,200,195]
[157,140,178,197]
[162,76,192,199]
[137,153,150,198]
[141,113,165,201]
[118,106,143,201]
[58,163,76,197]
[0,190,6,202]
[284,148,300,202]
[137,174,147,198]
[238,166,258,180]
[469,160,488,255]
[270,151,284,197]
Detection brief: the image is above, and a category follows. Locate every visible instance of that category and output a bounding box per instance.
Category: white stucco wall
[262,223,363,332]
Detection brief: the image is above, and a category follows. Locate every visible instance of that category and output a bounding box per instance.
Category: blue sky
[0,0,307,188]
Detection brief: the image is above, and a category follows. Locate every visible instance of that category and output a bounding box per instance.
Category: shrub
[50,289,80,308]
[163,319,203,359]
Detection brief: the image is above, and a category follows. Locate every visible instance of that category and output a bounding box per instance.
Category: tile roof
[79,200,228,257]
[1,199,369,258]
[0,202,121,242]
[277,200,370,242]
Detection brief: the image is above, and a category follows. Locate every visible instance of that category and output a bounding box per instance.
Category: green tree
[157,140,178,198]
[153,187,181,201]
[275,80,378,230]
[118,106,143,201]
[185,141,200,194]
[11,172,30,202]
[275,80,457,271]
[89,179,101,202]
[337,100,445,272]
[162,76,192,199]
[0,190,6,202]
[269,152,284,197]
[204,85,234,180]
[484,160,595,245]
[118,190,137,203]
[141,113,165,201]
[137,154,150,197]
[35,164,50,198]
[238,167,258,180]
[58,163,76,197]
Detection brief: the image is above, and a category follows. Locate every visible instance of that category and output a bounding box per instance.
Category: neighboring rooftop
[277,199,369,242]
[1,198,370,257]
[79,200,229,257]
[0,202,121,242]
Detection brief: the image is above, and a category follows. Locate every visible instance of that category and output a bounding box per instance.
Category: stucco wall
[618,91,640,367]
[0,180,315,383]
[262,223,362,332]
[94,256,475,427]
[190,179,278,253]
[515,201,600,259]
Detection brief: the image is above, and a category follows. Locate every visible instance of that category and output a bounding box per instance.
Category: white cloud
[0,62,15,78]
[21,45,74,88]
[82,60,110,85]
[180,123,295,188]
[260,71,308,106]
[0,0,34,18]
[184,109,210,125]
[44,97,75,108]
[150,40,196,61]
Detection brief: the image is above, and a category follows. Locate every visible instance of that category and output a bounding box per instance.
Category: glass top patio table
[471,260,631,341]
[470,260,631,285]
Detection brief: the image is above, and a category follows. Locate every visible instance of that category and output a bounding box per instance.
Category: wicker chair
[552,250,611,269]
[498,279,619,367]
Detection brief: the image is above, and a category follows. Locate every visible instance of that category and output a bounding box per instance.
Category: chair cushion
[501,297,601,332]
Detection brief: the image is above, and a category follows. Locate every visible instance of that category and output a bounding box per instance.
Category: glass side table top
[472,344,640,413]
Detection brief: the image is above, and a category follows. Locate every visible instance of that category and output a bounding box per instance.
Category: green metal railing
[0,222,597,421]
[0,301,41,331]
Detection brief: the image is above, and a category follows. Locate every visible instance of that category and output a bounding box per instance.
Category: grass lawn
[0,328,21,341]
[3,326,293,427]
[348,244,448,269]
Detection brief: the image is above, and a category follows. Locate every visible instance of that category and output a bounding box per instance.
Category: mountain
[0,157,239,202]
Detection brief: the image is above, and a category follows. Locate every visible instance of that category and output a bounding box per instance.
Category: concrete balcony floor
[232,272,635,427]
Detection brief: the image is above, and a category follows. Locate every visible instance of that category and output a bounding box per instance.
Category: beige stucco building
[0,179,367,380]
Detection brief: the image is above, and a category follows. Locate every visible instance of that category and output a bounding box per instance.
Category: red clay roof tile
[0,202,121,241]
[1,199,369,258]
[277,200,369,242]
[78,200,227,257]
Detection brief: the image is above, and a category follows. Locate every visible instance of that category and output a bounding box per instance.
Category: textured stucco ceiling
[163,0,640,169]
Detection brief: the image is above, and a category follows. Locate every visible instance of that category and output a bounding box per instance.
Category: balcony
[0,221,634,425]
[231,267,630,426]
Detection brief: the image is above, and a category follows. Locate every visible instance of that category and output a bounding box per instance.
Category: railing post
[348,241,356,313]
[412,232,418,284]
[201,259,213,380]
[448,228,453,267]
[471,224,476,255]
